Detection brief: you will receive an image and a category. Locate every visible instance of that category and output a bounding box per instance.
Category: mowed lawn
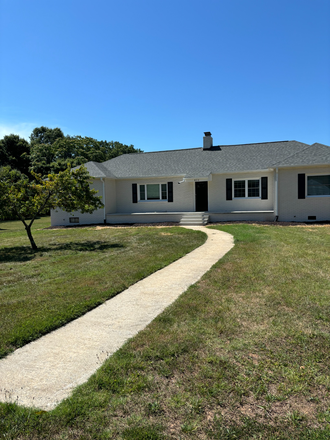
[0,217,206,358]
[1,222,330,439]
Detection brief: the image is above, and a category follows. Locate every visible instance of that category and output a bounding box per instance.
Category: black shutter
[226,178,232,200]
[168,182,173,202]
[298,174,305,199]
[261,177,268,200]
[132,183,138,203]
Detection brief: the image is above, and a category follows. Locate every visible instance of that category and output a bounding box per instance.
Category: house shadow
[0,241,124,263]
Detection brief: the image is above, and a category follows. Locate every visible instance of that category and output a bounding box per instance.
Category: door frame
[195,181,208,212]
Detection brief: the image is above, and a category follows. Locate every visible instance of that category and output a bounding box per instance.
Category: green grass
[1,223,330,439]
[0,217,206,358]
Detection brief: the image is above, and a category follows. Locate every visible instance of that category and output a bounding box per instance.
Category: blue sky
[1,0,329,152]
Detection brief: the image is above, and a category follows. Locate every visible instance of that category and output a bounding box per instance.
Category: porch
[106,210,275,225]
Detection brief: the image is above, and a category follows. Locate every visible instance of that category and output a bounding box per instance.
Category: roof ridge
[218,140,294,147]
[108,141,299,156]
[270,144,312,167]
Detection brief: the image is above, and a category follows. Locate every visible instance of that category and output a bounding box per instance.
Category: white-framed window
[139,183,168,201]
[233,179,260,198]
[307,174,330,197]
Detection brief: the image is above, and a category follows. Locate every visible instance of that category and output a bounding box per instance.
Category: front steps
[179,212,209,226]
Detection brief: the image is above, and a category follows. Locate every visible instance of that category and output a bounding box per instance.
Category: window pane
[234,180,245,198]
[161,183,167,199]
[139,185,145,200]
[307,175,330,196]
[147,184,160,200]
[248,180,260,197]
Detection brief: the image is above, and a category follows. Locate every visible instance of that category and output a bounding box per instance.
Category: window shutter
[298,174,305,199]
[261,177,268,200]
[168,182,173,202]
[226,179,232,200]
[132,183,138,203]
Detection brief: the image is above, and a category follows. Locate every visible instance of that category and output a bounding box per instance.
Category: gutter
[274,167,278,220]
[100,178,106,224]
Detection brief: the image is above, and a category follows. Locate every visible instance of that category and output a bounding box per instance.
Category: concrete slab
[0,226,234,410]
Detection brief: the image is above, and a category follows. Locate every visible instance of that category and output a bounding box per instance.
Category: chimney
[203,132,213,150]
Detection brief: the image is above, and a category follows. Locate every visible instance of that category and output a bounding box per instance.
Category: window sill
[306,195,330,198]
[138,200,168,202]
[233,197,261,200]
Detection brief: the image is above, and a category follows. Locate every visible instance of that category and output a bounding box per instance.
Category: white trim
[274,168,278,216]
[233,178,261,199]
[138,183,168,201]
[100,178,106,221]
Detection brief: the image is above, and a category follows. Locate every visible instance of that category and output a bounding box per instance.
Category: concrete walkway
[0,226,234,411]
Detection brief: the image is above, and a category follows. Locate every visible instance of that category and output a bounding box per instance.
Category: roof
[83,140,330,179]
[81,161,116,178]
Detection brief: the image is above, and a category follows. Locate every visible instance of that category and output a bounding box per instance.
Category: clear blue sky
[1,0,329,152]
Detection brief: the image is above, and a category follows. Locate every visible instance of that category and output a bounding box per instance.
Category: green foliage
[0,165,103,249]
[0,134,31,175]
[29,127,142,176]
[30,126,64,145]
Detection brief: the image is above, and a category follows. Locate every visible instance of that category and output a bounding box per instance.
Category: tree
[0,165,103,250]
[30,126,64,145]
[0,134,31,175]
[29,131,142,176]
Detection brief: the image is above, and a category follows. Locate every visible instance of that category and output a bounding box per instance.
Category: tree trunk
[25,224,38,250]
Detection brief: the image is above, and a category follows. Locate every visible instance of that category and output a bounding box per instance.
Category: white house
[51,133,330,226]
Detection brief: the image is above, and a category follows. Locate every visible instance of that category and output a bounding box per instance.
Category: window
[69,217,79,223]
[234,179,260,198]
[139,183,167,201]
[307,175,330,196]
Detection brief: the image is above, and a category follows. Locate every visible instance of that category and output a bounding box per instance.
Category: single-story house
[51,132,330,226]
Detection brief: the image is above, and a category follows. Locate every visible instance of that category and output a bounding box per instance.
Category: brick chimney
[203,132,213,150]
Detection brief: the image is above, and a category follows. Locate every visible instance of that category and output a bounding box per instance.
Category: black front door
[195,181,208,211]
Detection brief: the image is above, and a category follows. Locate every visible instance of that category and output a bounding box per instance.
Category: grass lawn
[0,217,206,358]
[1,222,330,439]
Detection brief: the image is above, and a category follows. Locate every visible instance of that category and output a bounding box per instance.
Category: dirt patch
[211,221,330,227]
[47,222,178,230]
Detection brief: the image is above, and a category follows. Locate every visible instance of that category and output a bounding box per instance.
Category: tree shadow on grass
[0,241,125,263]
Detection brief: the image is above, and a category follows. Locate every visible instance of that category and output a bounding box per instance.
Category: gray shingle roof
[83,141,330,179]
[82,161,116,178]
[272,143,330,167]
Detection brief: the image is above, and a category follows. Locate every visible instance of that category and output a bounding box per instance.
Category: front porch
[106,210,275,225]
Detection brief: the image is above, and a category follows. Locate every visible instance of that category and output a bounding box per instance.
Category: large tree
[30,126,64,145]
[0,165,103,250]
[0,134,31,175]
[29,128,142,176]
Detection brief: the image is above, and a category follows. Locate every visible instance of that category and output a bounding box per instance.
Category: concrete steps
[179,212,209,226]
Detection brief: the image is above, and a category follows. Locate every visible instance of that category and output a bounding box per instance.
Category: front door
[195,181,208,211]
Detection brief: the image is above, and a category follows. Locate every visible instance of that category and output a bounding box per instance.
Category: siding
[278,166,330,221]
[115,178,194,213]
[208,172,274,212]
[50,178,105,226]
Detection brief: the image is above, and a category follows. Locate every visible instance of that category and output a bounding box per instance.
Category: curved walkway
[0,226,234,410]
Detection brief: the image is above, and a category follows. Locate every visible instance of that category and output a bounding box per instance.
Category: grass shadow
[0,241,124,263]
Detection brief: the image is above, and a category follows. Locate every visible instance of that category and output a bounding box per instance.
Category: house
[51,133,330,226]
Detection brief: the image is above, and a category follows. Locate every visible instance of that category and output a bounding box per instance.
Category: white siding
[105,178,117,213]
[107,213,182,224]
[209,213,274,222]
[50,178,106,226]
[115,178,194,213]
[278,166,330,221]
[208,171,274,212]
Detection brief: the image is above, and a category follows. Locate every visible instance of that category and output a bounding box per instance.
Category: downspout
[274,168,278,221]
[100,178,106,224]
